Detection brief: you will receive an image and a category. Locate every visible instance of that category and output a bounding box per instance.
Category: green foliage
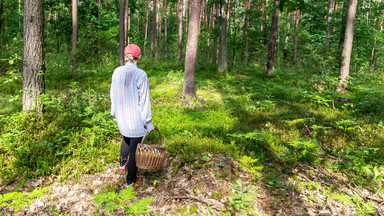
[91,187,153,214]
[288,139,322,163]
[0,186,52,212]
[227,180,256,214]
[239,155,263,182]
[330,193,376,216]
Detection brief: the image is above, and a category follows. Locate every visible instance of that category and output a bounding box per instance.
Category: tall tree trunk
[212,4,219,63]
[72,0,78,72]
[325,0,334,60]
[226,0,231,35]
[339,0,348,49]
[178,0,183,61]
[144,0,150,54]
[244,0,251,62]
[155,0,159,61]
[159,0,163,45]
[184,0,202,98]
[218,0,227,72]
[337,0,357,93]
[23,0,45,112]
[185,0,190,34]
[151,0,157,59]
[119,0,125,65]
[267,1,279,76]
[0,0,4,55]
[283,13,290,61]
[124,0,128,45]
[263,0,269,45]
[124,0,130,45]
[203,0,208,27]
[164,0,168,59]
[293,9,300,64]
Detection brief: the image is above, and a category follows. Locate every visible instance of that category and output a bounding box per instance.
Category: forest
[0,0,384,215]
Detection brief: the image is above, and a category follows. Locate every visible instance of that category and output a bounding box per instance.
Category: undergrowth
[1,56,383,212]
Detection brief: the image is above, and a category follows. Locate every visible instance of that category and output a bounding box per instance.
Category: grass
[0,54,383,203]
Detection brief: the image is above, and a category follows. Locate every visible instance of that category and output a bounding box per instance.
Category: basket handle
[140,128,163,146]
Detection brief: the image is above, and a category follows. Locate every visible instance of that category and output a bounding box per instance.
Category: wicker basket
[135,128,167,170]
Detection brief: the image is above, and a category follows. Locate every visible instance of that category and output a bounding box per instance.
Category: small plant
[330,193,376,216]
[0,186,52,212]
[227,180,256,214]
[91,186,152,214]
[288,139,322,162]
[239,155,263,182]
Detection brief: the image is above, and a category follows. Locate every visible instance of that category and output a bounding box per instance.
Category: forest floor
[1,153,383,215]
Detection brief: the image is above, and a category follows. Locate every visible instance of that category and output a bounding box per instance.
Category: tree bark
[337,0,358,93]
[119,0,125,65]
[178,0,183,61]
[267,1,279,76]
[339,0,348,49]
[151,0,157,59]
[159,0,164,45]
[244,0,251,62]
[184,0,202,98]
[144,0,150,54]
[212,4,219,63]
[0,0,4,54]
[325,0,333,59]
[124,0,130,45]
[218,0,228,73]
[23,0,45,112]
[164,0,168,59]
[154,0,158,61]
[293,9,300,64]
[72,0,78,72]
[226,0,231,35]
[283,13,290,61]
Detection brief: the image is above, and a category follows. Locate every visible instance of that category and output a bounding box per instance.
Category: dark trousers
[120,136,143,185]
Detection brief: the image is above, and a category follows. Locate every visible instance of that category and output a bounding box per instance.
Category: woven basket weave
[135,128,166,170]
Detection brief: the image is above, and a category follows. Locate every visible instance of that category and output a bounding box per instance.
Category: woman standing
[110,44,154,188]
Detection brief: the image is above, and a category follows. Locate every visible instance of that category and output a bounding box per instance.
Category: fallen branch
[166,195,226,211]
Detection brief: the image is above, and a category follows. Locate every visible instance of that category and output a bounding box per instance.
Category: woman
[110,44,154,188]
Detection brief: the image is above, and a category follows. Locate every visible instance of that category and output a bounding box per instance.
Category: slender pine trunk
[267,0,279,76]
[184,0,202,98]
[178,0,183,61]
[72,0,78,72]
[337,0,358,92]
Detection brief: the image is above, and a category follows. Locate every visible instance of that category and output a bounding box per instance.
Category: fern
[0,186,52,212]
[91,187,152,214]
[331,193,376,216]
[127,197,153,215]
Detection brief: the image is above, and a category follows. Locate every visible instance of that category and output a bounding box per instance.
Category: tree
[164,0,168,59]
[325,0,333,61]
[124,0,130,45]
[151,0,157,60]
[23,0,45,112]
[293,9,300,64]
[119,0,125,65]
[72,0,78,72]
[267,0,279,76]
[184,0,202,98]
[178,0,183,61]
[212,4,219,63]
[218,0,228,73]
[244,0,251,62]
[337,0,358,93]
